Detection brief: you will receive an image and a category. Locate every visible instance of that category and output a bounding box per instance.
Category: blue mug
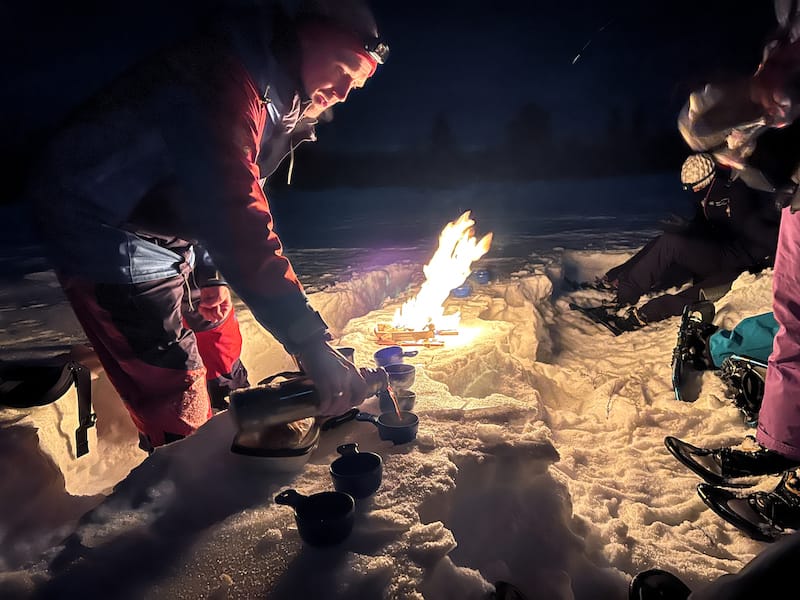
[472,269,491,285]
[374,346,404,367]
[451,283,472,298]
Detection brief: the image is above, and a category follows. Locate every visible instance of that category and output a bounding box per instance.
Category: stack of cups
[373,346,416,413]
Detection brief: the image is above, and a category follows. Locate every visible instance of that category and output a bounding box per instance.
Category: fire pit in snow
[374,211,492,347]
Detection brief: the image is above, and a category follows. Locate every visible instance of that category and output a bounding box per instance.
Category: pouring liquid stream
[386,385,402,419]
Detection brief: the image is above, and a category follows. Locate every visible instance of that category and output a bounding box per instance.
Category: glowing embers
[375,211,492,347]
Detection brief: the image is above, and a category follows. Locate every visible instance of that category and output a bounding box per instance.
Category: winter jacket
[696,172,780,266]
[29,8,330,353]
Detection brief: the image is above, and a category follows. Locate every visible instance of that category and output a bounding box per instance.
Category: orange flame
[392,211,492,331]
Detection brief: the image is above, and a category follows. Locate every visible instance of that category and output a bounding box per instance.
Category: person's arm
[156,51,367,414]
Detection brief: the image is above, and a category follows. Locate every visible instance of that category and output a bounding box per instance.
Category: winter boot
[585,276,618,292]
[612,307,647,333]
[628,569,691,600]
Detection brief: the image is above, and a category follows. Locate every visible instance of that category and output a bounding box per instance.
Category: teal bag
[709,312,778,368]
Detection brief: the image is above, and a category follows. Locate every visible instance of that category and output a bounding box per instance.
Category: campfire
[375,211,492,347]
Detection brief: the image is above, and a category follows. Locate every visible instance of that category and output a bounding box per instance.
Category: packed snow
[0,179,779,599]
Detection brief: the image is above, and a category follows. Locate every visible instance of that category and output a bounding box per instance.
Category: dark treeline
[3,102,690,205]
[269,102,689,191]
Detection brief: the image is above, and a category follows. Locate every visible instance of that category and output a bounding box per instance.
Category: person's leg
[687,529,800,599]
[182,284,250,411]
[637,272,739,323]
[757,209,800,460]
[616,233,745,306]
[57,273,212,449]
[605,237,660,284]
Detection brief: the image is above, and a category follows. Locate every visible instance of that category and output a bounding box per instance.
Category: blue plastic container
[451,283,472,298]
[472,269,491,285]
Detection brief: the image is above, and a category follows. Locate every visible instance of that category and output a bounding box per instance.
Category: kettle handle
[320,407,360,431]
[336,442,360,456]
[258,371,305,386]
[275,488,305,508]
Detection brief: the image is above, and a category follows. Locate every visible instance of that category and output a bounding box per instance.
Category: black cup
[321,408,420,445]
[330,443,383,499]
[357,410,419,445]
[384,363,416,391]
[274,489,355,547]
[378,389,416,413]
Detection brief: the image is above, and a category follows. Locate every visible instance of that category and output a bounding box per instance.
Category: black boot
[628,569,691,600]
[614,307,647,332]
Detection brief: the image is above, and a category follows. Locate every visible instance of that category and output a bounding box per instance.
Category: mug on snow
[321,407,419,445]
[329,442,383,499]
[274,488,355,547]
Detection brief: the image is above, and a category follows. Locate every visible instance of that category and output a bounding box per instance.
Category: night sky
[1,1,777,158]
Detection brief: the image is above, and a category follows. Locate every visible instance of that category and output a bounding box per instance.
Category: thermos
[229,368,389,433]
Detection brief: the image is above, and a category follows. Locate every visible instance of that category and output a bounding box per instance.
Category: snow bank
[0,251,779,599]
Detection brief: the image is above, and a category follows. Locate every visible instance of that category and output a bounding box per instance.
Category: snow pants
[637,271,742,323]
[612,232,754,308]
[58,271,249,450]
[757,208,800,460]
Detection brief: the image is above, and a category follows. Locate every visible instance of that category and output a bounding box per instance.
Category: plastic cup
[374,346,404,367]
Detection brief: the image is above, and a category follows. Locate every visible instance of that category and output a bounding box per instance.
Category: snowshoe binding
[697,467,800,543]
[717,355,767,427]
[568,303,645,336]
[665,435,800,487]
[670,300,718,402]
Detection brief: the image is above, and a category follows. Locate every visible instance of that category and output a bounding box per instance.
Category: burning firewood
[375,211,492,347]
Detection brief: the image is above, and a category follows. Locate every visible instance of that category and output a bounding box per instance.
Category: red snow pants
[58,271,248,449]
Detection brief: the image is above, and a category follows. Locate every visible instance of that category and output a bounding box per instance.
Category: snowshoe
[697,468,800,543]
[664,435,800,487]
[627,568,691,600]
[671,300,718,402]
[568,303,644,336]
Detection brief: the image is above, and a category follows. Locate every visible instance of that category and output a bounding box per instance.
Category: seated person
[592,153,779,332]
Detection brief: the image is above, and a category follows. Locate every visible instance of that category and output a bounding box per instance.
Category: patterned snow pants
[58,271,249,450]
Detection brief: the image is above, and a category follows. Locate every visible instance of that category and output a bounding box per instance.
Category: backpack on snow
[709,312,778,367]
[0,356,96,457]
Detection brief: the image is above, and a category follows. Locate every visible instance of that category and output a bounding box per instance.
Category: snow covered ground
[0,178,778,599]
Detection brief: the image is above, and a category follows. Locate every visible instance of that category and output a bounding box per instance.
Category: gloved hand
[198,285,233,323]
[295,340,368,416]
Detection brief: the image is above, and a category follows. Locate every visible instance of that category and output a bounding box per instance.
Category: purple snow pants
[757,207,800,460]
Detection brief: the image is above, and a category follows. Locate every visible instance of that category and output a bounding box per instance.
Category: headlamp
[364,37,390,64]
